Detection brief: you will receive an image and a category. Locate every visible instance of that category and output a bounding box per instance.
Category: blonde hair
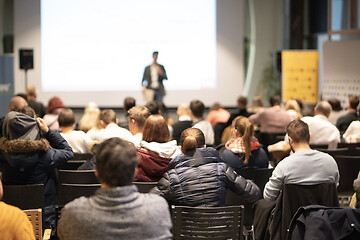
[285,100,302,119]
[232,116,254,164]
[78,102,102,132]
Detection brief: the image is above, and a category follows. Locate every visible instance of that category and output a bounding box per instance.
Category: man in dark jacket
[0,111,74,227]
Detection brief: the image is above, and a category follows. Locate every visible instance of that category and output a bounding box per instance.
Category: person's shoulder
[62,196,91,213]
[0,202,30,223]
[137,193,169,209]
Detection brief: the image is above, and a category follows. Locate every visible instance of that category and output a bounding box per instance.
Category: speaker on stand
[19,49,34,90]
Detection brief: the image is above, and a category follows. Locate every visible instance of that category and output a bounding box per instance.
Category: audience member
[58,138,172,240]
[226,96,252,128]
[59,108,96,153]
[328,97,346,125]
[221,117,268,169]
[249,95,293,133]
[285,99,302,120]
[247,96,264,114]
[78,102,101,133]
[145,100,160,115]
[171,103,193,144]
[0,96,28,138]
[118,97,136,130]
[263,120,339,201]
[0,112,73,227]
[206,102,230,126]
[18,106,36,118]
[190,99,215,146]
[127,106,151,147]
[91,109,132,142]
[43,96,65,131]
[152,128,261,206]
[343,115,360,143]
[0,171,36,240]
[26,86,46,118]
[336,95,359,131]
[301,101,340,149]
[135,115,180,182]
[354,171,360,209]
[16,93,28,101]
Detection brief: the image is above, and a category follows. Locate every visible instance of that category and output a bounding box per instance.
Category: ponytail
[180,128,205,153]
[182,136,198,152]
[233,116,254,164]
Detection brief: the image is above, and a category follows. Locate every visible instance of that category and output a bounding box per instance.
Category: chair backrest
[2,184,45,210]
[333,155,360,193]
[133,182,158,193]
[235,168,273,193]
[58,169,98,184]
[72,153,93,160]
[24,208,43,240]
[57,183,101,205]
[58,160,87,170]
[171,205,245,240]
[317,148,350,157]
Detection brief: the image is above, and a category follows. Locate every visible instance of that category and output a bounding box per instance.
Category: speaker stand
[24,68,28,91]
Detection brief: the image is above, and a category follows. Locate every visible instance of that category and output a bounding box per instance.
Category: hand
[36,118,49,133]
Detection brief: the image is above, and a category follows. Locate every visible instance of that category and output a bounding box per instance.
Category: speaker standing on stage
[142,51,168,102]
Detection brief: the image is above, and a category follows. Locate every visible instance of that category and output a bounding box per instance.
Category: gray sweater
[58,185,172,240]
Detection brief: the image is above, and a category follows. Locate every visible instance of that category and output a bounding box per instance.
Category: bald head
[9,96,28,112]
[314,101,332,117]
[177,103,190,117]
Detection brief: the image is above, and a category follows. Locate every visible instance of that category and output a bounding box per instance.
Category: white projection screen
[15,0,244,107]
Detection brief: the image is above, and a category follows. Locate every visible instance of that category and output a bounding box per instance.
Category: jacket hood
[2,111,41,140]
[139,140,180,158]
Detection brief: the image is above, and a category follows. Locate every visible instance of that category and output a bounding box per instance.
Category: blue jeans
[154,89,163,102]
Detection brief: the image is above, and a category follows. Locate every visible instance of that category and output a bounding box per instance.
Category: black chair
[72,153,93,160]
[310,144,329,150]
[58,160,87,170]
[58,170,98,184]
[316,148,350,157]
[333,155,360,195]
[2,184,45,210]
[171,205,245,240]
[57,183,101,205]
[133,182,158,193]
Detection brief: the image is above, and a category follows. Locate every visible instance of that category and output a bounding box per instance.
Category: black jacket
[0,130,74,207]
[152,147,261,207]
[142,64,167,96]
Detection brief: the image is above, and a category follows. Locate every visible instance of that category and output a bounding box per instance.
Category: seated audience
[171,103,193,144]
[249,95,293,134]
[190,99,215,146]
[227,96,252,127]
[221,117,268,169]
[301,101,340,149]
[18,106,36,118]
[263,120,339,201]
[43,96,65,131]
[78,102,101,133]
[354,171,360,209]
[59,108,96,153]
[58,138,172,240]
[328,97,346,125]
[127,106,151,147]
[285,99,302,120]
[343,116,360,143]
[118,97,136,130]
[135,115,180,182]
[26,85,46,118]
[0,171,36,240]
[0,96,28,138]
[206,102,230,126]
[336,95,359,131]
[145,100,160,115]
[247,96,264,114]
[0,112,73,227]
[152,128,261,206]
[91,109,132,142]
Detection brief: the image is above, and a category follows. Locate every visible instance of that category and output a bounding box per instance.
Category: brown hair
[287,120,310,144]
[233,116,254,164]
[18,106,36,118]
[349,95,359,110]
[180,128,205,152]
[58,108,76,127]
[128,106,151,129]
[100,109,116,125]
[142,115,170,143]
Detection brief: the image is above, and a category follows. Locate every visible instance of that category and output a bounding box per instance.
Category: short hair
[128,106,151,129]
[269,95,281,106]
[58,108,76,127]
[287,120,310,144]
[153,51,159,56]
[348,95,359,109]
[180,128,205,152]
[18,106,36,118]
[210,102,222,111]
[315,101,332,116]
[237,96,248,108]
[100,109,116,125]
[124,97,136,112]
[145,100,160,115]
[190,100,205,118]
[327,97,342,111]
[96,138,139,186]
[26,86,37,98]
[142,115,170,143]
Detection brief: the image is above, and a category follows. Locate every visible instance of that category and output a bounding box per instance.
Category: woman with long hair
[221,116,268,169]
[152,128,261,206]
[135,115,181,182]
[78,102,102,134]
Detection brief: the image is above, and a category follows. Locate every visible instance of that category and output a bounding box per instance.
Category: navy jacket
[221,147,268,169]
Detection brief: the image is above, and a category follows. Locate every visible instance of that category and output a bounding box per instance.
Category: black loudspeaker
[274,51,282,73]
[19,49,34,70]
